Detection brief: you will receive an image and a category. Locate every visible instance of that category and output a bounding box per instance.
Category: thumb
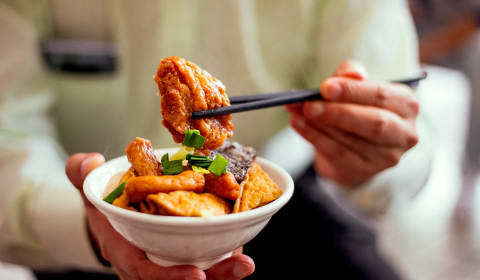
[333,59,367,80]
[66,153,105,190]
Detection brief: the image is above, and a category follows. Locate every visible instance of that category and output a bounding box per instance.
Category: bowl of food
[84,142,293,269]
[83,57,294,269]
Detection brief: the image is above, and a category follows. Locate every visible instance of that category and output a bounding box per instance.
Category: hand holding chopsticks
[190,71,427,119]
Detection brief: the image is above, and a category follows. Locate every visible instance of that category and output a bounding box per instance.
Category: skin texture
[286,60,420,186]
[66,153,254,280]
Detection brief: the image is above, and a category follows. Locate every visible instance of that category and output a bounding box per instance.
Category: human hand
[287,60,419,186]
[66,153,255,280]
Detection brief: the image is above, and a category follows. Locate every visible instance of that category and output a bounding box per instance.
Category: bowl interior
[83,148,294,226]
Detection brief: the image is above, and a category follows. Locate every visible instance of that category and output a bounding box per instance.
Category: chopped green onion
[161,153,169,165]
[104,182,126,204]
[186,154,213,168]
[183,129,205,148]
[208,154,228,176]
[192,165,210,174]
[163,164,184,175]
[161,153,184,175]
[186,154,210,161]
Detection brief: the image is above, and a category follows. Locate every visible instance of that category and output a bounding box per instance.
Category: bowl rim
[83,148,294,227]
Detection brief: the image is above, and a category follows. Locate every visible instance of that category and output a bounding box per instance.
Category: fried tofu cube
[145,191,231,217]
[234,163,282,213]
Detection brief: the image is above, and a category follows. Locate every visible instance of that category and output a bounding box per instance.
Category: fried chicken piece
[145,191,231,217]
[154,56,234,151]
[126,137,161,176]
[204,172,241,201]
[233,163,282,213]
[126,170,205,203]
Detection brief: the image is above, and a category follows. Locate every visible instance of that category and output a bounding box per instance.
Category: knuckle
[405,131,419,148]
[408,97,420,116]
[372,113,389,138]
[374,85,388,107]
[337,80,352,100]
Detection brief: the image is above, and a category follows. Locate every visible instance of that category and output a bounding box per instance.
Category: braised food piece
[126,137,161,176]
[145,191,231,217]
[126,171,205,203]
[204,172,241,200]
[209,141,257,183]
[233,163,282,213]
[112,167,135,208]
[154,56,233,151]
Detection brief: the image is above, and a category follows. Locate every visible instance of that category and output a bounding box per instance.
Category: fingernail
[80,154,104,178]
[325,82,342,100]
[233,262,253,278]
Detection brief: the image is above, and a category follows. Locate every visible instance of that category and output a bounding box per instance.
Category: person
[0,0,430,279]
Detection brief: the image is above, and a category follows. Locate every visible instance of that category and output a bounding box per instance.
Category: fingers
[66,153,105,207]
[302,101,418,148]
[81,153,105,179]
[231,247,243,255]
[66,153,105,190]
[137,261,205,280]
[290,114,372,185]
[333,60,367,80]
[96,216,206,280]
[320,77,419,118]
[66,153,89,189]
[205,254,255,280]
[318,126,405,169]
[285,60,366,115]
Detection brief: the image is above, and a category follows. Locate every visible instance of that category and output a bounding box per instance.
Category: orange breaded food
[126,170,205,203]
[154,57,234,151]
[145,191,231,217]
[126,137,161,176]
[204,172,241,201]
[234,163,282,213]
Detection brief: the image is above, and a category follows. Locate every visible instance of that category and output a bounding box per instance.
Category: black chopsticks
[191,71,428,119]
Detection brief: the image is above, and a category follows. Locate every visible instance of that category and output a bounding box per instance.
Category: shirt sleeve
[0,3,108,271]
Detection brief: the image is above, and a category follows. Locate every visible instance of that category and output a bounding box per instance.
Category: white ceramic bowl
[83,148,294,269]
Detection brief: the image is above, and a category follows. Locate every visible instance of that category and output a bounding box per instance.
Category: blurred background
[1,0,480,279]
[377,0,480,279]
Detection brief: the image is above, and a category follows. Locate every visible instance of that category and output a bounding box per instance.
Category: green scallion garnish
[208,154,228,176]
[182,129,205,149]
[186,154,213,168]
[104,181,126,204]
[161,153,184,175]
